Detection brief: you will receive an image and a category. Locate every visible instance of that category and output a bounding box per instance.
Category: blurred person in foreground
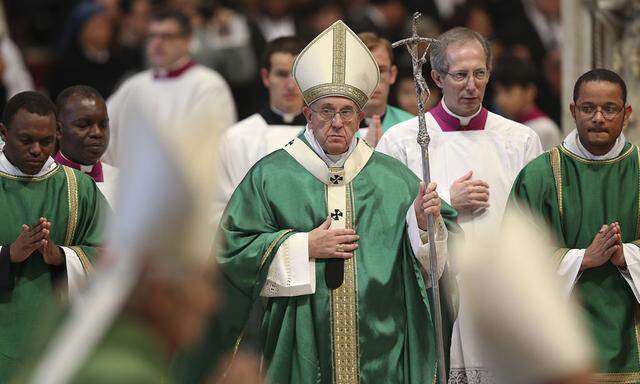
[177,20,460,384]
[54,85,118,207]
[358,31,414,147]
[27,79,252,384]
[0,91,108,378]
[509,68,640,380]
[460,211,594,384]
[493,57,561,150]
[377,27,542,383]
[104,9,236,165]
[213,36,305,227]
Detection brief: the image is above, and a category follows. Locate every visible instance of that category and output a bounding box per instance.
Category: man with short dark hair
[377,26,542,382]
[55,85,117,206]
[104,9,236,165]
[358,31,414,147]
[493,57,561,150]
[213,36,306,225]
[0,91,108,378]
[509,68,640,380]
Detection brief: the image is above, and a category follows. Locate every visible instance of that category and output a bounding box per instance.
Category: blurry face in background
[396,77,441,115]
[261,52,303,114]
[466,8,493,38]
[494,84,535,120]
[365,45,397,115]
[80,12,113,51]
[310,4,344,34]
[121,0,152,44]
[263,0,290,18]
[432,40,489,117]
[146,19,190,69]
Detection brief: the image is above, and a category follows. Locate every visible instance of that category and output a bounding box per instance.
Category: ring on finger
[336,244,344,252]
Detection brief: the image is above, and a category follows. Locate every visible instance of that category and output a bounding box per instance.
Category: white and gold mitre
[293,20,380,110]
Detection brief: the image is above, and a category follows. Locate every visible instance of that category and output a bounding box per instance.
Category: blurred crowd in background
[1,0,562,126]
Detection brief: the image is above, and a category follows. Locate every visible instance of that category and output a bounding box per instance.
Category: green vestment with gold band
[509,143,640,382]
[0,164,107,378]
[177,135,459,384]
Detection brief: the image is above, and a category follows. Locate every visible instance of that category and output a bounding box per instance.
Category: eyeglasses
[310,107,358,123]
[444,69,489,82]
[576,103,624,120]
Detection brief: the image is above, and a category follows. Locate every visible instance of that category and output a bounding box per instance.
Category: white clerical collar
[441,98,482,126]
[271,106,298,124]
[562,129,626,160]
[304,126,357,168]
[0,152,57,177]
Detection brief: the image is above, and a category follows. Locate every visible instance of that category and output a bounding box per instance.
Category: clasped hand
[9,217,64,266]
[582,222,625,271]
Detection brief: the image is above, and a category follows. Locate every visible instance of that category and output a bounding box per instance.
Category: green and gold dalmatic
[0,164,107,378]
[181,135,458,384]
[510,143,640,382]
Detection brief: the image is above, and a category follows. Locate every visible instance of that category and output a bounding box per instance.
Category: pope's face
[303,97,365,155]
[570,80,631,155]
[431,40,489,117]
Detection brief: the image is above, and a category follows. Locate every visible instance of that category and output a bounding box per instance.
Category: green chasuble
[70,317,170,384]
[177,135,459,384]
[382,105,414,132]
[509,143,640,381]
[0,164,107,378]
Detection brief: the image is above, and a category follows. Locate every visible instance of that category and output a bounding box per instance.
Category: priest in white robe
[104,9,236,166]
[377,27,542,383]
[213,36,306,227]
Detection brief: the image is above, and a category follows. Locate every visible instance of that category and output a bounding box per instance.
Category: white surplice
[212,113,305,227]
[104,63,236,166]
[377,105,543,384]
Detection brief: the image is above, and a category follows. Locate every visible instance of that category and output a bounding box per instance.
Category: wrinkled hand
[308,217,358,260]
[581,224,621,271]
[415,182,441,231]
[608,222,627,268]
[39,220,64,266]
[363,114,383,147]
[450,171,490,215]
[9,219,48,263]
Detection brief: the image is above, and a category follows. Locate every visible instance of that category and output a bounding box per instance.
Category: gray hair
[429,27,492,74]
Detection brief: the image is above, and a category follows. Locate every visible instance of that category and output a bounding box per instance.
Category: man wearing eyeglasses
[509,68,640,380]
[103,9,236,166]
[377,27,543,383]
[178,21,461,384]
